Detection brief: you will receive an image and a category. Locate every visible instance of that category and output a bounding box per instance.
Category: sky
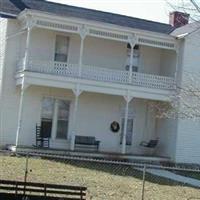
[48,0,173,24]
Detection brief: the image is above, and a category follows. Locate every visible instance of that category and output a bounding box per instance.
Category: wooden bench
[75,135,100,151]
[0,179,87,200]
[140,139,159,148]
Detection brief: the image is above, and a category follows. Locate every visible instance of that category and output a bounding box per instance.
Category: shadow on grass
[2,154,199,189]
[174,170,200,181]
[40,157,193,187]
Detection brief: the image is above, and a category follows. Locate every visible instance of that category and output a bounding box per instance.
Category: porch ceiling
[16,71,172,102]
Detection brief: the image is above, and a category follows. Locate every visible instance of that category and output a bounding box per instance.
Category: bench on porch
[0,179,87,200]
[75,135,100,151]
[140,139,159,155]
[140,139,159,148]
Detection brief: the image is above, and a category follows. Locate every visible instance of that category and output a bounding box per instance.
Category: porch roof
[0,0,175,34]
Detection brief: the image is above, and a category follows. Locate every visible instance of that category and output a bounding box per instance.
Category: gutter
[0,11,17,19]
[175,33,189,39]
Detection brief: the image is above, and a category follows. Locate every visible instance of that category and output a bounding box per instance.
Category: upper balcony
[17,59,175,91]
[16,11,177,101]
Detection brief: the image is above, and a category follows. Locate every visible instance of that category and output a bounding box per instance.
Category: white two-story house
[0,0,200,164]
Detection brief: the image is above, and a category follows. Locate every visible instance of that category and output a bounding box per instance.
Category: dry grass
[1,155,200,200]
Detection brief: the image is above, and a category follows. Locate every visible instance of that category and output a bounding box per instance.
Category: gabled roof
[0,0,175,34]
[171,22,200,38]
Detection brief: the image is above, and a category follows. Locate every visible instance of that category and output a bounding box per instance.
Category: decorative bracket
[128,34,138,48]
[79,25,88,39]
[25,15,36,30]
[21,78,30,91]
[72,84,83,97]
[123,90,133,103]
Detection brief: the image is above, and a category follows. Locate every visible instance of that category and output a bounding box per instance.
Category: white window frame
[54,35,70,63]
[125,44,140,72]
[120,117,134,146]
[40,97,71,141]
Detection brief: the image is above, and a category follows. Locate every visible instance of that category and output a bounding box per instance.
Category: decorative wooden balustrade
[17,60,176,90]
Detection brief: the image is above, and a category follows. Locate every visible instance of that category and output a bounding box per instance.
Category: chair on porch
[140,139,159,148]
[36,124,50,148]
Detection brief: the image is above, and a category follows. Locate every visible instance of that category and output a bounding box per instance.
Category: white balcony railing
[17,60,176,90]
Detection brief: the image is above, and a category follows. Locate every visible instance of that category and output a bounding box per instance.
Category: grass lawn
[1,154,200,200]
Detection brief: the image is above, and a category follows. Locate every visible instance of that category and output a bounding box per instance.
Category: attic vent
[36,20,78,32]
[138,37,175,49]
[89,29,129,41]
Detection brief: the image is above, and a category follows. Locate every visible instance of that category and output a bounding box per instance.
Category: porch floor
[15,146,171,164]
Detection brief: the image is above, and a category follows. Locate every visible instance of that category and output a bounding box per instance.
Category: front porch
[10,86,176,160]
[15,146,171,163]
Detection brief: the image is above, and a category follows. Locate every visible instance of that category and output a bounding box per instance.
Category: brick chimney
[169,11,190,28]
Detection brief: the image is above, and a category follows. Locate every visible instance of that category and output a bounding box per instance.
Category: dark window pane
[56,100,70,139]
[132,66,138,72]
[56,120,68,139]
[134,45,139,50]
[125,65,138,72]
[55,35,69,62]
[54,54,68,62]
[127,43,131,49]
[41,119,52,138]
[127,44,139,50]
[41,98,54,138]
[41,98,54,119]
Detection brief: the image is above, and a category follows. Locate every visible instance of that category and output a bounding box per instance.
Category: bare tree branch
[190,0,200,13]
[150,72,200,120]
[166,0,200,22]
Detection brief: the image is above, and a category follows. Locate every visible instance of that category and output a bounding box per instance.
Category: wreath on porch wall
[110,121,120,133]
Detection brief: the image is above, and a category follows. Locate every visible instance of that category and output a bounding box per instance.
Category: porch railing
[17,60,176,90]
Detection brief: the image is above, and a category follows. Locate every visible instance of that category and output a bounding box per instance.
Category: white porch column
[23,26,32,71]
[128,34,137,83]
[121,93,133,154]
[78,26,87,77]
[51,99,59,140]
[129,45,134,83]
[70,85,82,150]
[15,81,29,147]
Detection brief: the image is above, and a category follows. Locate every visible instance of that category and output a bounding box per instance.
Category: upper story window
[54,35,69,62]
[125,44,140,72]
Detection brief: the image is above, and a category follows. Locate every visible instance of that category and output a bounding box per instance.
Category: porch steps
[13,146,171,165]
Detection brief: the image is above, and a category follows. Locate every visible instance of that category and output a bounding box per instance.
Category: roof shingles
[0,0,175,34]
